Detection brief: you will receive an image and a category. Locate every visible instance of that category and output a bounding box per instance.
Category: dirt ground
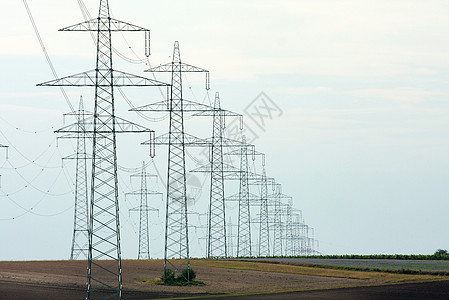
[0,259,447,299]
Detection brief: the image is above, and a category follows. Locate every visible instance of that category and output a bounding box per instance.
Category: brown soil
[0,259,446,299]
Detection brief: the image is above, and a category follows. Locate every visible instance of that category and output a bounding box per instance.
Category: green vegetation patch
[155,268,206,286]
[258,253,449,261]
[240,260,449,277]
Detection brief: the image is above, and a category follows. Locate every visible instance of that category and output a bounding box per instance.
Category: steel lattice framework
[59,98,91,260]
[226,169,275,257]
[132,41,209,281]
[206,93,227,258]
[223,139,263,257]
[271,184,285,256]
[284,199,294,256]
[237,137,251,257]
[190,92,242,258]
[39,0,168,298]
[252,168,272,257]
[127,162,160,260]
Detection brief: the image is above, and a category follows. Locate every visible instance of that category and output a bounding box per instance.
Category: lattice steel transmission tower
[39,0,168,298]
[270,184,284,256]
[59,97,91,260]
[284,198,294,256]
[250,167,273,257]
[190,92,241,258]
[237,136,250,257]
[132,41,210,280]
[223,136,263,257]
[127,162,161,260]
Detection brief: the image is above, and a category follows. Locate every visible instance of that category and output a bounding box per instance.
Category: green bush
[161,269,175,284]
[161,268,198,285]
[434,249,449,256]
[178,268,196,282]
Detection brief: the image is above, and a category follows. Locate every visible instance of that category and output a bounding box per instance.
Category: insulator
[209,145,212,163]
[149,132,156,158]
[205,72,210,90]
[145,30,151,57]
[222,114,226,130]
[166,86,170,109]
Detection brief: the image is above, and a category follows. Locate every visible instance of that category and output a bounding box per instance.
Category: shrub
[178,268,196,282]
[161,268,198,285]
[434,249,449,256]
[161,269,175,284]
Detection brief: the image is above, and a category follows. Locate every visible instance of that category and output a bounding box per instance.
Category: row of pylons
[38,0,318,298]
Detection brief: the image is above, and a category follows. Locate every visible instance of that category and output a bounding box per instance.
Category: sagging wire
[0,115,55,134]
[23,0,76,115]
[0,188,74,220]
[4,160,72,197]
[0,134,61,170]
[117,87,169,122]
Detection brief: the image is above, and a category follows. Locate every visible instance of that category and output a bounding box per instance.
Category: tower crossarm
[55,116,154,133]
[146,62,208,73]
[130,173,158,180]
[190,163,239,173]
[125,190,162,196]
[249,176,276,186]
[59,18,150,32]
[267,192,292,201]
[225,192,261,203]
[223,171,265,181]
[38,70,168,87]
[192,108,241,118]
[131,99,213,112]
[129,207,159,212]
[141,132,209,146]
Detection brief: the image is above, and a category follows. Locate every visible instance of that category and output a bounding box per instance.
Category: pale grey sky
[0,0,448,259]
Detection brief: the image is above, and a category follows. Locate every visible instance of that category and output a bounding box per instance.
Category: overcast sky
[0,0,448,259]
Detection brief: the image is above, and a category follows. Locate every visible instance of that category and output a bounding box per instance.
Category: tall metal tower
[235,136,251,257]
[284,198,294,256]
[206,93,230,258]
[222,141,263,257]
[127,162,161,260]
[191,92,241,258]
[133,41,209,280]
[257,168,271,257]
[271,184,284,256]
[39,0,167,298]
[59,97,91,260]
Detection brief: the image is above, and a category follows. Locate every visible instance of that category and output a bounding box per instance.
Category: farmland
[0,259,448,299]
[247,257,449,272]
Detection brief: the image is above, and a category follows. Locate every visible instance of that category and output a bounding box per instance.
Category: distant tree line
[249,251,449,260]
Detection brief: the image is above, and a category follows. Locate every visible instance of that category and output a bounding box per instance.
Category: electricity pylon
[226,169,275,257]
[59,97,92,260]
[238,137,250,257]
[292,213,306,256]
[269,184,287,256]
[126,162,161,260]
[284,198,294,256]
[248,167,274,257]
[190,92,242,258]
[223,136,264,257]
[38,0,168,298]
[132,41,210,281]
